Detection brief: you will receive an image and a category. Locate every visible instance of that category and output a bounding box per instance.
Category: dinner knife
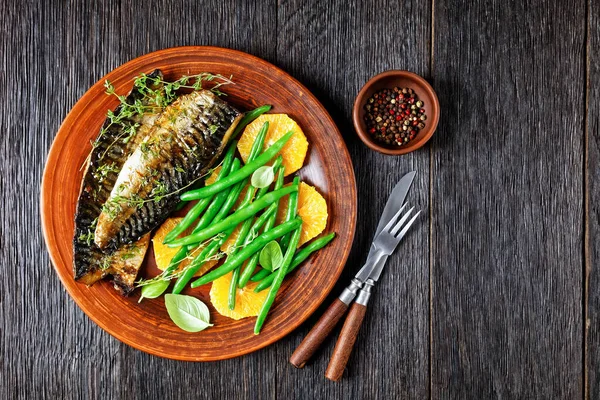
[324,209,421,381]
[289,171,416,369]
[351,171,416,286]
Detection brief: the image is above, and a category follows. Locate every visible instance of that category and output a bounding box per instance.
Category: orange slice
[238,114,308,176]
[205,167,220,185]
[210,271,268,320]
[220,224,242,254]
[206,166,249,210]
[152,218,217,277]
[276,182,328,247]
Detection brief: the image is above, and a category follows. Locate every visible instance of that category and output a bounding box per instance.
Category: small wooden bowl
[353,70,440,155]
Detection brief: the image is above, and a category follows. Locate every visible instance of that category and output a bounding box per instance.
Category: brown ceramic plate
[41,46,356,361]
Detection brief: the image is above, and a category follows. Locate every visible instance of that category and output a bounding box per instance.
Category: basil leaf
[251,166,275,189]
[259,240,283,271]
[164,294,213,332]
[138,280,169,303]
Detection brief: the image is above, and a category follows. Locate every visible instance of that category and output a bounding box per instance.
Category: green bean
[239,253,260,287]
[158,246,189,282]
[184,187,237,245]
[279,176,301,250]
[174,201,188,211]
[214,176,246,222]
[186,159,241,234]
[188,199,274,298]
[179,120,266,217]
[190,218,302,288]
[164,198,210,243]
[217,117,266,240]
[212,116,266,223]
[254,232,336,292]
[264,167,285,230]
[230,158,283,256]
[181,131,294,201]
[228,267,241,309]
[227,163,282,302]
[170,161,243,292]
[225,205,259,309]
[247,203,277,238]
[225,203,278,298]
[171,232,229,294]
[164,144,237,243]
[171,171,262,293]
[161,159,239,273]
[238,166,285,288]
[254,225,303,334]
[247,121,269,161]
[169,185,298,248]
[250,268,271,282]
[231,105,272,140]
[255,156,283,199]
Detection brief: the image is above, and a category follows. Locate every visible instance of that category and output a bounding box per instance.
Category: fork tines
[382,204,421,237]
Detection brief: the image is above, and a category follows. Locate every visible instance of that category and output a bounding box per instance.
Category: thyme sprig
[78,218,98,245]
[100,161,221,220]
[135,236,226,287]
[82,72,233,170]
[133,72,234,108]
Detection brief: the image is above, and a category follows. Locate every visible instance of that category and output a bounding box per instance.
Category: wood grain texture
[588,0,600,397]
[275,0,431,398]
[431,0,586,398]
[325,302,368,382]
[2,0,594,398]
[2,0,280,399]
[290,298,349,368]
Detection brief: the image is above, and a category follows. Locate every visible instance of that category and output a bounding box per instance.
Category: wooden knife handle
[290,298,349,368]
[324,302,368,381]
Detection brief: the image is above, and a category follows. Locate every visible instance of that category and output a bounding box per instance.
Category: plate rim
[40,45,357,361]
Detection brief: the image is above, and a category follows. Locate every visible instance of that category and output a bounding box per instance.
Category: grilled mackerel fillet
[94,89,242,251]
[73,69,164,293]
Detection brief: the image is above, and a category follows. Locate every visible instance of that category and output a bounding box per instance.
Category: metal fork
[291,203,422,375]
[363,204,421,270]
[324,205,421,381]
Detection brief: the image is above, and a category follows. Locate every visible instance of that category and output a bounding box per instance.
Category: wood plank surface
[431,1,586,398]
[0,0,594,398]
[1,1,278,399]
[274,0,431,398]
[588,0,600,398]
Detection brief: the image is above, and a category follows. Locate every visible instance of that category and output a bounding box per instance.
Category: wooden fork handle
[290,299,349,368]
[325,302,368,381]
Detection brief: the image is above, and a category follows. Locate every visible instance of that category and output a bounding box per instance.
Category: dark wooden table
[2,0,597,398]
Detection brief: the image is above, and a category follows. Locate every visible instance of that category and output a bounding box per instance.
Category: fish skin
[94,90,242,251]
[110,233,150,294]
[73,70,163,291]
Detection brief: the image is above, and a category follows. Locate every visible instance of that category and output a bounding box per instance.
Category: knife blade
[353,171,416,283]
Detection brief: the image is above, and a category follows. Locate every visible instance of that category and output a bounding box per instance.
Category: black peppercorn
[363,86,428,147]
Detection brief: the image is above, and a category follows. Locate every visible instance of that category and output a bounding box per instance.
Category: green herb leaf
[164,294,212,332]
[251,166,275,189]
[259,240,283,271]
[138,280,169,303]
